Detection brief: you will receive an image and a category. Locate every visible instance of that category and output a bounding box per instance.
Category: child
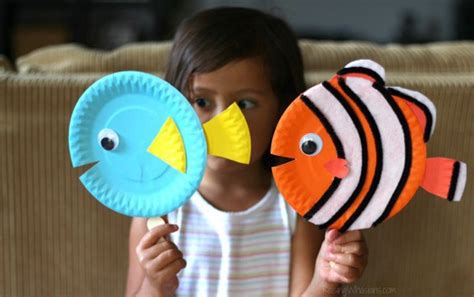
[126,7,368,297]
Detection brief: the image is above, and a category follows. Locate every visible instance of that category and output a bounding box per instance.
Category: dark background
[1,0,473,60]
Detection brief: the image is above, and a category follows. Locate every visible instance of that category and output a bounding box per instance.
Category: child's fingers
[156,257,187,279]
[330,241,368,256]
[325,252,366,270]
[327,261,359,283]
[321,260,354,284]
[138,239,179,263]
[332,230,364,245]
[150,247,184,272]
[325,229,340,243]
[326,268,351,284]
[137,224,179,250]
[146,216,168,232]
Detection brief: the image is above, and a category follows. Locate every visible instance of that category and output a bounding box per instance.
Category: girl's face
[188,57,280,172]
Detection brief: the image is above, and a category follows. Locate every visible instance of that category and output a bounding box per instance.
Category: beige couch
[1,40,473,297]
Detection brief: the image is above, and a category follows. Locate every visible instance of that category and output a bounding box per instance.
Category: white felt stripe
[303,84,363,225]
[453,162,467,202]
[390,86,436,139]
[344,78,407,231]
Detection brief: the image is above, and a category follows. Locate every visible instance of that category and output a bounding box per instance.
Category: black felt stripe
[338,78,384,233]
[372,83,412,227]
[318,81,368,230]
[300,94,344,219]
[337,67,385,86]
[447,161,460,202]
[388,87,433,143]
[300,95,345,159]
[303,178,341,220]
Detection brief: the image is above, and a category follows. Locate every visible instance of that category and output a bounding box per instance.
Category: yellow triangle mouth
[147,117,186,173]
[203,102,251,164]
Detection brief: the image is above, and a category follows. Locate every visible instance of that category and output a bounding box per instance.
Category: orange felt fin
[324,158,349,178]
[421,157,467,202]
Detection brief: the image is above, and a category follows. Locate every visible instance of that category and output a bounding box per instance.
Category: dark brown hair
[165,6,306,113]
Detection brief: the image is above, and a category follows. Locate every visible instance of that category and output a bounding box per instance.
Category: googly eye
[98,128,119,151]
[299,133,323,156]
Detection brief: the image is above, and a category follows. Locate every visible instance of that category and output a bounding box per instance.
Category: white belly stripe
[303,84,363,225]
[345,78,406,230]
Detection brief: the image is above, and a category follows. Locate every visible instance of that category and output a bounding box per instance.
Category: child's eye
[237,99,256,109]
[193,98,211,108]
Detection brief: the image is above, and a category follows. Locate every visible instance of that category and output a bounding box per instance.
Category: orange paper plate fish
[271,59,467,232]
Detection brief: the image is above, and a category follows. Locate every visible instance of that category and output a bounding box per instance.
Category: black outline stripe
[388,88,433,143]
[372,83,412,227]
[337,67,385,86]
[300,94,343,219]
[338,78,384,233]
[303,178,342,220]
[301,95,345,158]
[447,161,460,201]
[318,81,368,230]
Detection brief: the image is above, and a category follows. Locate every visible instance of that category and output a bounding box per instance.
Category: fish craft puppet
[69,71,251,222]
[271,59,467,232]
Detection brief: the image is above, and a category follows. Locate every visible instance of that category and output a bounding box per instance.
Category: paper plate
[69,71,207,217]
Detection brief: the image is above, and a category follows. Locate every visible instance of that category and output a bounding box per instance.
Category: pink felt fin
[421,157,467,202]
[405,101,427,133]
[388,87,436,142]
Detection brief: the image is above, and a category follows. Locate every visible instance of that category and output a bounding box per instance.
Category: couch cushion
[16,42,171,75]
[16,40,474,75]
[300,40,474,73]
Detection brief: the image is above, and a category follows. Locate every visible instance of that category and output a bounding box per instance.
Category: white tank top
[168,181,297,297]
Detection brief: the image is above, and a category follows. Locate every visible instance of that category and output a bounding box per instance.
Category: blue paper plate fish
[69,71,251,218]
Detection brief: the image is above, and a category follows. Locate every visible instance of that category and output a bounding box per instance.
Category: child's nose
[213,99,236,117]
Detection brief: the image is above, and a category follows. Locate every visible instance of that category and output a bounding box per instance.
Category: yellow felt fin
[203,102,251,164]
[147,117,186,173]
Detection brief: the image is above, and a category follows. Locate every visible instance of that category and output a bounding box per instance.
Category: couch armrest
[0,55,13,72]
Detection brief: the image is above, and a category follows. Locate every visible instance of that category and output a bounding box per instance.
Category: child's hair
[165,6,306,114]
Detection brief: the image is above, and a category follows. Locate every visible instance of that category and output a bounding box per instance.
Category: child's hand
[135,223,186,297]
[315,229,368,288]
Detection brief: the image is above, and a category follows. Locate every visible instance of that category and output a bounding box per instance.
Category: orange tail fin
[421,157,467,201]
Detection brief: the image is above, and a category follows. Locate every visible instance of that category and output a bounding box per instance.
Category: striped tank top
[168,181,297,297]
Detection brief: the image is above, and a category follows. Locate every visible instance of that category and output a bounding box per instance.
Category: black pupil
[101,137,115,151]
[196,98,207,107]
[301,140,317,155]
